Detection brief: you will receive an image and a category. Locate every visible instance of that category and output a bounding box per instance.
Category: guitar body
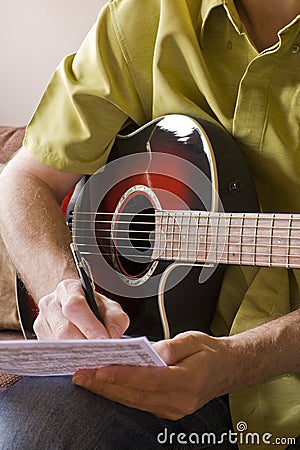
[17,115,258,340]
[72,115,258,340]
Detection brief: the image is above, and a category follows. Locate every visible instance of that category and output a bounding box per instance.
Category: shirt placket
[232,47,280,155]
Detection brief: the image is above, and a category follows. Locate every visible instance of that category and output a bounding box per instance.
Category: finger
[153,331,215,365]
[36,291,87,340]
[59,280,110,339]
[33,312,53,339]
[95,294,130,338]
[86,383,189,420]
[73,364,186,395]
[72,366,198,420]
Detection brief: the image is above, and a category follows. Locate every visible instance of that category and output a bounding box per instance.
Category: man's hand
[72,308,300,419]
[72,331,232,420]
[33,279,130,340]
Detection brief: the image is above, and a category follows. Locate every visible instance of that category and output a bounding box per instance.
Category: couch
[0,126,25,164]
[0,125,26,331]
[0,126,26,390]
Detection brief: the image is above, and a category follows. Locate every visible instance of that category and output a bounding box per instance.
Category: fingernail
[72,371,91,387]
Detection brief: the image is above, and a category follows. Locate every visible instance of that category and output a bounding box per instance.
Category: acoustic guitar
[17,115,299,341]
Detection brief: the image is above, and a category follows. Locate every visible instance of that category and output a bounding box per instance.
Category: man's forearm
[0,149,129,341]
[225,308,300,393]
[0,162,77,301]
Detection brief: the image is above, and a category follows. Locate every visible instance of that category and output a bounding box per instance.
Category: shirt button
[291,44,300,54]
[227,40,233,50]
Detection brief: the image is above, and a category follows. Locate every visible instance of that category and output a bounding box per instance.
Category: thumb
[96,293,130,338]
[153,331,213,365]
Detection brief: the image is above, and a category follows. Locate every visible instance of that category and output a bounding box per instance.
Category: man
[0,0,299,448]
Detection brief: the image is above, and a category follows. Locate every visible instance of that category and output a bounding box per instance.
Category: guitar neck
[153,210,300,269]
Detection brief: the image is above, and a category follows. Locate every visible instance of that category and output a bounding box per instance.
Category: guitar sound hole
[114,194,156,278]
[129,208,153,253]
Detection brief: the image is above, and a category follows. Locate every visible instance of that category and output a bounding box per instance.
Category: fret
[195,213,200,262]
[289,215,300,267]
[196,212,210,262]
[254,214,259,267]
[204,213,210,261]
[181,213,189,261]
[153,211,171,260]
[216,213,230,263]
[172,212,180,259]
[227,213,243,265]
[171,211,181,260]
[176,211,199,262]
[221,213,231,265]
[208,213,226,264]
[162,212,169,259]
[166,212,174,260]
[239,213,245,265]
[178,212,185,260]
[153,211,163,260]
[240,214,258,266]
[254,215,273,266]
[187,213,192,260]
[287,215,292,267]
[270,214,275,267]
[206,213,218,264]
[187,212,199,262]
[270,215,291,266]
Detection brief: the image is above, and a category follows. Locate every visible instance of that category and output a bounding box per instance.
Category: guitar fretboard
[153,210,300,269]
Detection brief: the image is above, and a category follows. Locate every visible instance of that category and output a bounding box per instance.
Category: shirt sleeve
[23,3,146,174]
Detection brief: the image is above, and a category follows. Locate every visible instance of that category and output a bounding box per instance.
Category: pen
[70,242,104,324]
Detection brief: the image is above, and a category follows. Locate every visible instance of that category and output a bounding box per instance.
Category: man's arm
[0,147,129,339]
[0,147,81,297]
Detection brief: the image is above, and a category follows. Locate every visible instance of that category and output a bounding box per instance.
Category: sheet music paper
[0,337,166,376]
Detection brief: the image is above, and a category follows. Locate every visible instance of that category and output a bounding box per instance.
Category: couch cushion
[0,126,25,164]
[0,126,25,331]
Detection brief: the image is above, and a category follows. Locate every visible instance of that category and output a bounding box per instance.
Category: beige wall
[0,0,107,126]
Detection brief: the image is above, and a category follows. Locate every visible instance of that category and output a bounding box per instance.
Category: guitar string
[72,227,300,243]
[73,227,300,237]
[73,241,300,260]
[73,230,300,249]
[72,226,300,247]
[74,242,300,253]
[74,223,300,235]
[73,222,300,231]
[71,250,300,268]
[73,216,300,229]
[74,211,300,219]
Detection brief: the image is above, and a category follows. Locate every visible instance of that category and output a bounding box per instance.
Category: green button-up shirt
[24,1,300,446]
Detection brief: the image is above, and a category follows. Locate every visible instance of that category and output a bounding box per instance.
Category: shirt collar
[199,0,244,45]
[199,0,300,47]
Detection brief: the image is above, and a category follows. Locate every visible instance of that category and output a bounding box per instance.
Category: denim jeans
[0,376,238,450]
